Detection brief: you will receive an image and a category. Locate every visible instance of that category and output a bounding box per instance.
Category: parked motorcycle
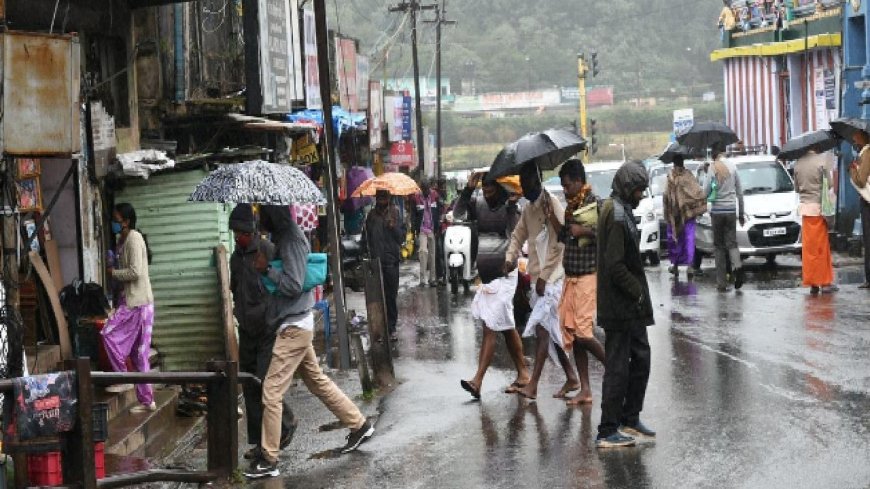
[340,233,365,292]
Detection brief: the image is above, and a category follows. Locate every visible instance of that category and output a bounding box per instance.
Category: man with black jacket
[229,205,296,461]
[595,162,656,449]
[362,190,406,341]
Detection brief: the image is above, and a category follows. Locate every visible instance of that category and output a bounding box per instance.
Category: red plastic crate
[27,451,63,486]
[27,443,107,485]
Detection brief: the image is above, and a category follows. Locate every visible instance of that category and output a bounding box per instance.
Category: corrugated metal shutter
[117,169,232,371]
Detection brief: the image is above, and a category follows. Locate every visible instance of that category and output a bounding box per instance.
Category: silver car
[695,155,802,262]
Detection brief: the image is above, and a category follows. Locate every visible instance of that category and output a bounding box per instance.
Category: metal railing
[1,359,248,489]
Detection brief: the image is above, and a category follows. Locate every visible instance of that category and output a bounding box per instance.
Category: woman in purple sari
[102,203,156,413]
[663,155,708,279]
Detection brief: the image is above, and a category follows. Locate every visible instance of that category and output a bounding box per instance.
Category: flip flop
[503,381,528,394]
[460,380,481,400]
[553,383,581,399]
[515,389,537,401]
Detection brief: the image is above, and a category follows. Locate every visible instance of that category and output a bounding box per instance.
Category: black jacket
[230,235,275,336]
[596,163,654,330]
[362,204,405,266]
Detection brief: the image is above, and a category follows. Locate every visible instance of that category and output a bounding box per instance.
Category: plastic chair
[313,300,331,364]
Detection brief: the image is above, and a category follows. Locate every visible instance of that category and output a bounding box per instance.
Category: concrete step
[105,387,178,456]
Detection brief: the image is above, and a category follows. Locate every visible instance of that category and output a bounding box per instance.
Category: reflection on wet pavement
[258,261,870,489]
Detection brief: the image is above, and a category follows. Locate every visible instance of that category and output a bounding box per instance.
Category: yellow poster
[293,134,320,164]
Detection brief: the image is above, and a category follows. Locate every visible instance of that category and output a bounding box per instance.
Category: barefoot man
[547,159,606,405]
[505,162,580,400]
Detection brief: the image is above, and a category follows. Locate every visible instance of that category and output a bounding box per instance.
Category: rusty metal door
[1,32,81,155]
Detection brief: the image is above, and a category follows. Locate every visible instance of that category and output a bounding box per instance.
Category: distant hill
[328,0,724,99]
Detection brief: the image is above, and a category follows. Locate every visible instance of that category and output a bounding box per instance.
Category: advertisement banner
[401,95,413,140]
[335,37,358,112]
[386,96,401,142]
[389,141,416,168]
[256,0,304,113]
[357,55,370,110]
[673,108,694,136]
[369,81,384,150]
[302,9,321,109]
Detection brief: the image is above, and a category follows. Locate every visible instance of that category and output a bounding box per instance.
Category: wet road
[256,258,870,489]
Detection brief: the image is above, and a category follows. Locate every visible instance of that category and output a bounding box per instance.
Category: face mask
[111,222,123,235]
[235,234,253,250]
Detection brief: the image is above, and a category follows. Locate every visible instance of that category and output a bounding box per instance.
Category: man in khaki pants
[244,206,374,479]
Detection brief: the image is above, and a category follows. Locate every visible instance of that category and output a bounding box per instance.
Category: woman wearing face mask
[101,203,156,413]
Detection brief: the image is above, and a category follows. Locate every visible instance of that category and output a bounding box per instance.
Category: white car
[694,154,802,262]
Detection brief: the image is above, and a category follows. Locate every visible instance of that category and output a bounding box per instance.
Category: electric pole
[313,0,350,368]
[424,0,456,183]
[389,1,435,174]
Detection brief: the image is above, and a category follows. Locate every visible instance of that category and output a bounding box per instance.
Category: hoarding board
[369,81,384,150]
[357,55,370,110]
[302,9,321,109]
[244,0,304,114]
[673,108,694,136]
[335,37,358,111]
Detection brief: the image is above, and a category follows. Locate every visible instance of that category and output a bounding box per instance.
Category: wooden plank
[29,251,72,360]
[44,238,65,291]
[214,246,238,363]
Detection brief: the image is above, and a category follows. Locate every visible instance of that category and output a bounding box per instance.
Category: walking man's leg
[462,326,497,398]
[516,325,553,400]
[382,263,400,336]
[712,214,729,289]
[620,326,652,430]
[418,232,429,286]
[239,331,262,450]
[428,233,437,284]
[295,334,373,452]
[597,328,635,447]
[862,200,870,285]
[502,329,530,387]
[567,337,605,406]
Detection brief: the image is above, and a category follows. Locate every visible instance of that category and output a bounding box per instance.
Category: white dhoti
[471,273,517,332]
[523,279,564,362]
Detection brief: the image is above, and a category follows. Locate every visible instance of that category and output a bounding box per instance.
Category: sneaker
[244,457,279,479]
[595,432,636,448]
[810,286,820,295]
[279,423,297,450]
[734,268,745,290]
[341,419,374,453]
[620,421,656,439]
[716,285,731,293]
[859,282,870,290]
[243,446,261,460]
[130,402,157,414]
[105,384,134,393]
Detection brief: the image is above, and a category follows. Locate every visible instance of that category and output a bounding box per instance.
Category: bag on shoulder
[261,253,328,294]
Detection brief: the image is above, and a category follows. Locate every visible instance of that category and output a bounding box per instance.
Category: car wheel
[647,251,660,266]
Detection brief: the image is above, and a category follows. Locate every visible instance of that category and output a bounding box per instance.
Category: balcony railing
[721,5,843,49]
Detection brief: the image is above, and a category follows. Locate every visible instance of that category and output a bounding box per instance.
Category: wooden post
[62,358,96,489]
[363,258,394,387]
[214,246,238,362]
[29,251,72,360]
[351,333,373,393]
[206,361,238,478]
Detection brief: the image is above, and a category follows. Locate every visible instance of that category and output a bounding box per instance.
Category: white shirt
[278,311,315,333]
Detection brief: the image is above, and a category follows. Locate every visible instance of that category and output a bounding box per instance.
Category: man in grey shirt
[703,151,746,292]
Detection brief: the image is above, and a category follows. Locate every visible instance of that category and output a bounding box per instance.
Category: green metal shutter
[117,169,232,371]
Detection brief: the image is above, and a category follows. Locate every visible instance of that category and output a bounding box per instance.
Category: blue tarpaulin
[286,106,366,138]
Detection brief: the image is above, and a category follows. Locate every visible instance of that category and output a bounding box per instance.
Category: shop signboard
[389,141,416,168]
[401,95,413,140]
[335,37,358,111]
[244,0,304,114]
[302,9,321,110]
[369,81,384,150]
[673,108,694,136]
[357,55,370,111]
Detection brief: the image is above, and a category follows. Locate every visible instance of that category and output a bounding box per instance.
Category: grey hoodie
[260,206,314,329]
[703,157,745,215]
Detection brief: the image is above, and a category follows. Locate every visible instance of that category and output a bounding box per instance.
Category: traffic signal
[589,119,598,155]
[571,119,578,134]
[591,51,599,77]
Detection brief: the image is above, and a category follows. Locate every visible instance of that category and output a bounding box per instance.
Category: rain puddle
[308,448,343,460]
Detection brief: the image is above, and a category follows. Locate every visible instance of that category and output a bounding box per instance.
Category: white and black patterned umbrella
[188,160,325,205]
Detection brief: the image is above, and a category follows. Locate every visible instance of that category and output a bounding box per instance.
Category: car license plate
[763,227,787,237]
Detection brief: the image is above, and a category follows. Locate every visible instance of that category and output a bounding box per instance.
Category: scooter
[340,233,365,292]
[443,212,475,294]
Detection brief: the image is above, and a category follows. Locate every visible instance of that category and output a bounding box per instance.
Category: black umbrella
[486,129,586,181]
[676,121,739,152]
[778,130,839,161]
[829,117,870,143]
[659,143,702,164]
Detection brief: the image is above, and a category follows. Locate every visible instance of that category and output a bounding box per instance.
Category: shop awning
[710,33,841,61]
